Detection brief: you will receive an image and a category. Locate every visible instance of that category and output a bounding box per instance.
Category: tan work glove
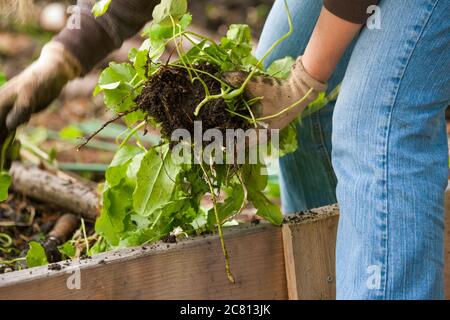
[224,56,327,130]
[0,42,82,143]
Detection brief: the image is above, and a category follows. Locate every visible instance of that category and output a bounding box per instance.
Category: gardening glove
[224,56,327,130]
[0,42,82,144]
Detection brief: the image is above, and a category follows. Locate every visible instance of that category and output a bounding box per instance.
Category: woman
[246,0,449,299]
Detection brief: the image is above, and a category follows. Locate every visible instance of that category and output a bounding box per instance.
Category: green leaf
[143,23,172,41]
[179,13,192,30]
[249,190,283,226]
[208,184,245,226]
[217,24,257,71]
[226,24,252,45]
[94,62,141,113]
[141,12,191,65]
[59,125,83,140]
[0,72,6,86]
[96,146,145,246]
[151,198,190,231]
[92,0,112,17]
[266,180,281,200]
[242,163,268,192]
[301,92,327,119]
[277,123,298,156]
[191,208,207,231]
[152,0,188,24]
[133,145,182,217]
[58,242,76,259]
[242,163,283,226]
[109,145,142,168]
[96,182,134,246]
[266,56,295,79]
[26,241,48,267]
[89,237,109,255]
[0,172,11,202]
[124,110,145,126]
[133,49,149,78]
[106,145,140,187]
[118,227,161,247]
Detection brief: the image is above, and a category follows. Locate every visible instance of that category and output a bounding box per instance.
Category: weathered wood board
[282,207,339,300]
[0,197,449,300]
[0,223,288,300]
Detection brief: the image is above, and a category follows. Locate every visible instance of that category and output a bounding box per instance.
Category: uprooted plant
[3,0,338,279]
[82,0,337,282]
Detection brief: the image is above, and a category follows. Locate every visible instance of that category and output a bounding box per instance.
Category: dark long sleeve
[324,0,380,24]
[54,0,157,74]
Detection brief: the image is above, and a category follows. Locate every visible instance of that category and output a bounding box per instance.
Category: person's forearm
[54,0,157,75]
[302,8,361,82]
[302,1,380,82]
[302,7,363,83]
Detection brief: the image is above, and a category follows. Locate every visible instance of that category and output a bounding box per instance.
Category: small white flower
[170,227,188,238]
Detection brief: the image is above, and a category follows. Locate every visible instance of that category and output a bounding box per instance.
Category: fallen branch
[48,213,80,244]
[9,162,100,221]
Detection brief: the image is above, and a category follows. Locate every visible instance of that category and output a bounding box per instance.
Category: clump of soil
[48,263,62,271]
[161,234,177,243]
[136,63,250,141]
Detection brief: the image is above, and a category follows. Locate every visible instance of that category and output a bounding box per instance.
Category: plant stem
[0,232,12,247]
[185,31,217,46]
[223,0,293,101]
[173,63,231,87]
[255,88,313,121]
[198,161,235,284]
[243,100,258,128]
[0,131,15,171]
[194,92,229,116]
[119,121,146,148]
[170,15,193,81]
[183,34,223,66]
[225,109,253,122]
[78,106,140,150]
[81,218,90,254]
[225,88,314,125]
[192,0,293,116]
[19,134,54,164]
[0,257,26,266]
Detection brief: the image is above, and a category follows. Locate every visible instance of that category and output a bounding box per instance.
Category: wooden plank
[0,223,287,300]
[280,189,450,300]
[0,197,447,300]
[282,206,339,300]
[9,163,99,221]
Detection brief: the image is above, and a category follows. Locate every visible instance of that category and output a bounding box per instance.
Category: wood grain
[0,198,448,300]
[0,223,287,300]
[9,162,99,221]
[282,207,339,300]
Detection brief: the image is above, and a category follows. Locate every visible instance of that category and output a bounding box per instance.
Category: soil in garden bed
[0,194,93,274]
[136,63,251,142]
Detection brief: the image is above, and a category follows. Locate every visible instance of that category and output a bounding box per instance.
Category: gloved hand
[224,56,327,130]
[0,42,82,144]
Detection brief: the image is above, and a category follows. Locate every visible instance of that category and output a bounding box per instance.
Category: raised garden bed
[0,207,337,300]
[1,202,449,300]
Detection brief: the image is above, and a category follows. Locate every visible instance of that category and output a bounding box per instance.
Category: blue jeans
[257,0,450,299]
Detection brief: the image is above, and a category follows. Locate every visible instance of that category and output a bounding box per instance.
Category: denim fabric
[256,0,450,299]
[256,0,358,213]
